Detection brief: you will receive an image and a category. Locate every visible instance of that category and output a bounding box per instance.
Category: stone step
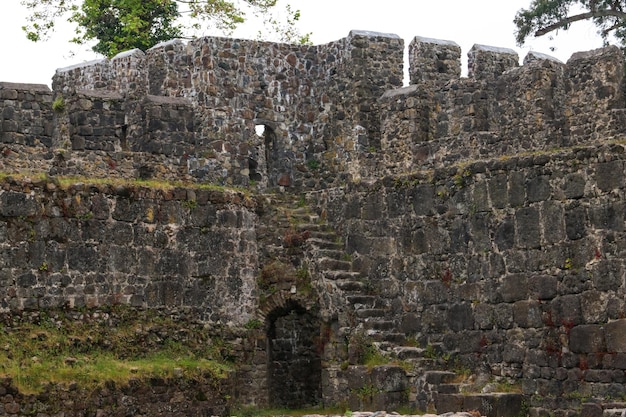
[286,210,319,222]
[363,320,395,331]
[336,280,368,292]
[392,346,425,359]
[355,308,387,318]
[381,332,407,344]
[346,295,377,307]
[438,383,462,394]
[425,370,458,385]
[324,270,362,281]
[309,230,338,240]
[435,393,525,417]
[602,403,626,410]
[315,248,346,260]
[408,357,440,369]
[604,408,626,417]
[366,331,406,344]
[307,237,343,250]
[318,257,352,271]
[294,222,326,232]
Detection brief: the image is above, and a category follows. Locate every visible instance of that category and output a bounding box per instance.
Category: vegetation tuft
[0,307,233,394]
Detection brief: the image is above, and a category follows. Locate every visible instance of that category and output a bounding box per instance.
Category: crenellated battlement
[1,31,625,189]
[381,37,626,174]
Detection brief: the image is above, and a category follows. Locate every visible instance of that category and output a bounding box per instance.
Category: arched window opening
[117,124,128,151]
[259,124,277,186]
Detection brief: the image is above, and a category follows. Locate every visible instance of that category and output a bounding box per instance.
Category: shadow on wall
[266,300,322,408]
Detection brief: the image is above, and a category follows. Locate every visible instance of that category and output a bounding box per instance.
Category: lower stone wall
[0,307,239,417]
[0,377,230,417]
[311,142,626,414]
[0,176,259,326]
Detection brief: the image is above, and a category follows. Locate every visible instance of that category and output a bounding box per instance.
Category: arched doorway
[266,301,322,408]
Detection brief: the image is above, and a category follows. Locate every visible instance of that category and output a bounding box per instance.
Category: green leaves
[21,0,310,58]
[71,0,183,56]
[514,0,626,46]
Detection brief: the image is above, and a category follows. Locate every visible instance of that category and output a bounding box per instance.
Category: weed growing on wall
[52,96,66,113]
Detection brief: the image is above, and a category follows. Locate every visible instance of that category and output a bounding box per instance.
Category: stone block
[562,173,586,199]
[606,319,626,353]
[370,365,408,392]
[0,192,38,217]
[463,393,525,417]
[569,324,605,353]
[372,391,407,411]
[469,212,491,252]
[443,331,483,353]
[527,175,552,202]
[589,201,625,231]
[494,218,515,251]
[528,275,557,300]
[400,312,420,334]
[516,207,541,248]
[580,290,608,323]
[542,201,566,244]
[346,366,371,390]
[513,300,543,328]
[551,294,582,327]
[595,160,625,192]
[67,245,99,272]
[411,184,435,216]
[435,393,463,414]
[488,174,508,209]
[565,205,587,240]
[500,274,528,302]
[592,259,624,292]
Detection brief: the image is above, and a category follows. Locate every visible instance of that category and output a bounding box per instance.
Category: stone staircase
[580,402,626,417]
[411,370,526,417]
[286,203,410,347]
[260,193,405,346]
[262,193,528,417]
[602,404,626,417]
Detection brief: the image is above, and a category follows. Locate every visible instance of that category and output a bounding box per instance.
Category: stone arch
[262,296,322,408]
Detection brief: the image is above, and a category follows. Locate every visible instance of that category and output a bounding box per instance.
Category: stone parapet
[409,36,461,85]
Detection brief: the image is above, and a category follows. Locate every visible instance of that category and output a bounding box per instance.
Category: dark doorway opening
[267,301,322,408]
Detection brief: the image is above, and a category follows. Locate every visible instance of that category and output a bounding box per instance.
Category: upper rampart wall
[49,31,404,188]
[1,32,625,190]
[380,38,626,175]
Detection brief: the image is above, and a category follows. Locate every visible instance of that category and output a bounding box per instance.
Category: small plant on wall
[306,159,321,170]
[52,96,66,113]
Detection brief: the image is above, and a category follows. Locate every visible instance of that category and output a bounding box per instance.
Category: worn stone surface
[0,177,259,326]
[1,31,626,417]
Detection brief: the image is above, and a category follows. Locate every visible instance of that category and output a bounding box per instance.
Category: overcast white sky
[0,0,611,86]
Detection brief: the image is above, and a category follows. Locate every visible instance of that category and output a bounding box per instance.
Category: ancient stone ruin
[1,30,626,416]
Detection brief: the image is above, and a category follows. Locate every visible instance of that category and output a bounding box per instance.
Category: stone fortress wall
[2,30,626,416]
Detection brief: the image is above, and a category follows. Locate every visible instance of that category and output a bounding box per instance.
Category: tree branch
[535,9,626,36]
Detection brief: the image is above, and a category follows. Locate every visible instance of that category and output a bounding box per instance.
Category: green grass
[0,308,233,394]
[0,171,251,196]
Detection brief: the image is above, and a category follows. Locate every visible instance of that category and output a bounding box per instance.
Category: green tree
[21,0,309,58]
[514,0,626,47]
[75,0,182,57]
